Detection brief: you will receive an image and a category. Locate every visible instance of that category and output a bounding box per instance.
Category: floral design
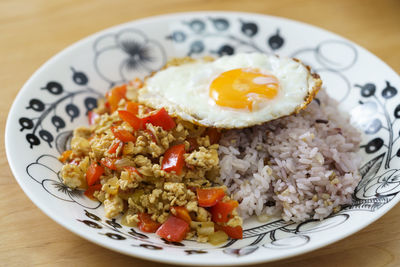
[347,79,400,208]
[26,154,101,209]
[166,17,285,57]
[367,170,400,197]
[19,68,101,149]
[93,29,167,86]
[291,40,358,102]
[358,168,400,199]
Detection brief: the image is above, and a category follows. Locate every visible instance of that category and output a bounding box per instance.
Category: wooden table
[1,0,399,266]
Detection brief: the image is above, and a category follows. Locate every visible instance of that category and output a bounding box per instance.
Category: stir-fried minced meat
[59,77,242,244]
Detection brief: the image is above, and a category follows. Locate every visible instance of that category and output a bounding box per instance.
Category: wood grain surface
[1,0,399,266]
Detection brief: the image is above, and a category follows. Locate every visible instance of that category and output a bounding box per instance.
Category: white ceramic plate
[5,11,400,266]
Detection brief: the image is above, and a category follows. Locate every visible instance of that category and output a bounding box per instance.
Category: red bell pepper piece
[196,187,225,207]
[210,200,239,223]
[111,127,136,143]
[138,213,161,233]
[156,216,189,242]
[107,139,123,154]
[84,184,102,200]
[100,157,117,170]
[141,108,176,131]
[118,110,143,130]
[125,101,140,115]
[220,225,243,239]
[161,144,185,174]
[170,206,191,224]
[205,128,221,145]
[106,84,127,113]
[88,110,100,125]
[86,162,104,186]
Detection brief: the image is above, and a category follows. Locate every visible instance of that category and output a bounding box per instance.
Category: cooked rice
[219,89,362,222]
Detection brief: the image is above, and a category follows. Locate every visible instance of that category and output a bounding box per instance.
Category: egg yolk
[209,68,279,111]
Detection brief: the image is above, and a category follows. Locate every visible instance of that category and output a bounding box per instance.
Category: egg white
[138,53,322,128]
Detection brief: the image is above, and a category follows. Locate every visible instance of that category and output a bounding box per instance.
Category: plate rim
[5,10,400,266]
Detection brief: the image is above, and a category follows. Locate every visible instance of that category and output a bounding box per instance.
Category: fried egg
[138,53,322,128]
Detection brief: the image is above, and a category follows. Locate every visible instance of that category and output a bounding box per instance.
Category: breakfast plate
[5,11,400,265]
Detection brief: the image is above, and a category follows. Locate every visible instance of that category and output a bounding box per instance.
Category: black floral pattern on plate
[291,40,358,102]
[26,154,101,209]
[19,68,102,149]
[93,28,167,86]
[166,17,284,57]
